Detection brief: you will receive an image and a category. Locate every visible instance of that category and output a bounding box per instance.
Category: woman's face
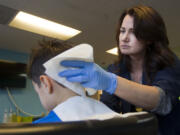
[119,15,145,57]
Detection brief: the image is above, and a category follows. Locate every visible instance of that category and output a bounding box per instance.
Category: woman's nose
[121,32,129,42]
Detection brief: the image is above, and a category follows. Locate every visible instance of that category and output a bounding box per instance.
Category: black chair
[0,113,158,135]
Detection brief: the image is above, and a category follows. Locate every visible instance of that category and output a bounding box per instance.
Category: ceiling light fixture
[9,11,81,40]
[106,47,118,55]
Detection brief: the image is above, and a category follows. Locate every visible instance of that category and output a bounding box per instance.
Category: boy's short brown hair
[27,40,72,86]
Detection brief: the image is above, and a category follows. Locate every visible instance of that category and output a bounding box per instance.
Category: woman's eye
[120,30,125,33]
[129,29,135,33]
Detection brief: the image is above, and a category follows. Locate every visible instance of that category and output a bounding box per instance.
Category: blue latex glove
[59,60,117,94]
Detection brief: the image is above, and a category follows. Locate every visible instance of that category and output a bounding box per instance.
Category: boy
[27,40,119,123]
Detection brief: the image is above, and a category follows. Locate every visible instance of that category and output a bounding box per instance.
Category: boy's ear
[39,75,53,94]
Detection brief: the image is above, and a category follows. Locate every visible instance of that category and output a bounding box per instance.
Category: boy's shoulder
[32,111,62,124]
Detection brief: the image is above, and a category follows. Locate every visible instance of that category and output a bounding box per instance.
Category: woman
[59,5,180,135]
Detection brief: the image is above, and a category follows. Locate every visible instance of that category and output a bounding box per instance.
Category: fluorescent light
[106,47,118,55]
[9,11,81,40]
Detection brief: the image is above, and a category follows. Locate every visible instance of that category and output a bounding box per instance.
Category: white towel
[43,43,96,96]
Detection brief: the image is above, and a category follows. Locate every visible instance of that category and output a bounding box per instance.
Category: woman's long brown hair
[115,5,175,84]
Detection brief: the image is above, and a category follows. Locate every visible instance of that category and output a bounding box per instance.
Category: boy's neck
[53,82,79,107]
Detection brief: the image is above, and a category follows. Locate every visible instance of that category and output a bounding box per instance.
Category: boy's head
[27,40,77,111]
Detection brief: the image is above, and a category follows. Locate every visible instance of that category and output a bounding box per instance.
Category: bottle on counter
[3,109,8,123]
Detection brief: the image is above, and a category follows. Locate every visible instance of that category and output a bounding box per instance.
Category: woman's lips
[121,45,130,49]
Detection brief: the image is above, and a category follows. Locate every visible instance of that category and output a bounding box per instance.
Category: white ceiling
[0,0,179,66]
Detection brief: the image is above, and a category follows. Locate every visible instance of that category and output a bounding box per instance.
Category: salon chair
[0,113,158,135]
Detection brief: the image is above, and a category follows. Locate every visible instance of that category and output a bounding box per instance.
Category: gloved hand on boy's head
[59,60,117,94]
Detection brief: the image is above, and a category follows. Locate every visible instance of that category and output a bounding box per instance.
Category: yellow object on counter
[9,115,33,123]
[16,116,22,123]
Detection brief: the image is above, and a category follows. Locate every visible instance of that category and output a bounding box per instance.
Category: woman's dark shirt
[100,57,180,135]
